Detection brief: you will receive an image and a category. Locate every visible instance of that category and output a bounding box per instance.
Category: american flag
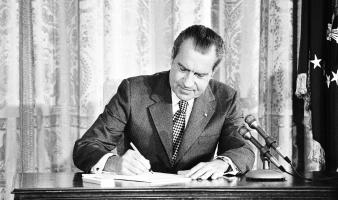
[297,0,338,171]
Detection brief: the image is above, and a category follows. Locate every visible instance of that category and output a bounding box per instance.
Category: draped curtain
[0,0,320,199]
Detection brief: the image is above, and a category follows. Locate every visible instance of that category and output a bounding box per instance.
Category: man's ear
[211,66,220,76]
[170,60,174,69]
[212,57,224,76]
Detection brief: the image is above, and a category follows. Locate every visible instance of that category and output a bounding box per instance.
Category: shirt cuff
[90,153,116,174]
[216,156,240,176]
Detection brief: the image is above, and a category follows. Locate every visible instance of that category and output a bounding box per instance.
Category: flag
[297,0,338,171]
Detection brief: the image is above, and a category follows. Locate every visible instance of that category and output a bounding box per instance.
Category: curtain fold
[0,0,305,199]
[258,0,294,170]
[0,0,20,199]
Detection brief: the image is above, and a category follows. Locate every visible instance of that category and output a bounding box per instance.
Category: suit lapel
[148,72,173,161]
[176,86,216,162]
[147,72,216,165]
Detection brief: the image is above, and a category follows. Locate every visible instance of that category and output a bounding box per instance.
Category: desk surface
[12,172,338,199]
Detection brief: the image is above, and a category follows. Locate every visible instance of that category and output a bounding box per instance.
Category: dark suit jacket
[73,71,254,173]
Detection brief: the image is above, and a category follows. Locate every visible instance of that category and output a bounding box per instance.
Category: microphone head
[245,114,258,128]
[238,125,251,140]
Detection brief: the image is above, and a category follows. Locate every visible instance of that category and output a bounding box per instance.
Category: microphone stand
[245,144,286,181]
[238,126,285,181]
[245,115,292,165]
[261,149,271,170]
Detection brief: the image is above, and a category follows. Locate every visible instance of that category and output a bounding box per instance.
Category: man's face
[169,39,217,101]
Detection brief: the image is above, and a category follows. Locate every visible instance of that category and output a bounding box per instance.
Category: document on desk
[82,172,192,186]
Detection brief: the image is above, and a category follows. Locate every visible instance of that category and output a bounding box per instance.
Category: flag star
[326,74,331,88]
[331,70,338,86]
[310,54,322,69]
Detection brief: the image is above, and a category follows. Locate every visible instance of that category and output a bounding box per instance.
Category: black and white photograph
[0,0,337,199]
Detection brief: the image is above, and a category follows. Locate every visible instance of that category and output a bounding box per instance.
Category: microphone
[238,126,286,172]
[245,115,292,164]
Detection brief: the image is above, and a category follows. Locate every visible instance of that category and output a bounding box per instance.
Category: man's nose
[182,72,194,87]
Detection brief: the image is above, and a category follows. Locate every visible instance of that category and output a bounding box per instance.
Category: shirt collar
[171,91,194,107]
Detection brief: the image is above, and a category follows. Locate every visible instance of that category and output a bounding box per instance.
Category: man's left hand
[185,159,229,180]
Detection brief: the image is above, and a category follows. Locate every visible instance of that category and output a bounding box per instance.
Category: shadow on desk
[12,171,338,199]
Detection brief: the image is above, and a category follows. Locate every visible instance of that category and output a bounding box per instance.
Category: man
[73,25,254,180]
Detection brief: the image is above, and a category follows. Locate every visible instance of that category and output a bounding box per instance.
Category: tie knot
[178,100,188,113]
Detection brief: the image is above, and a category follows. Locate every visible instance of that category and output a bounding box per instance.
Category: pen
[130,142,153,173]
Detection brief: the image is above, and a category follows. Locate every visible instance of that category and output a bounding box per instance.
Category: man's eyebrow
[177,62,186,68]
[196,72,209,76]
[177,62,209,76]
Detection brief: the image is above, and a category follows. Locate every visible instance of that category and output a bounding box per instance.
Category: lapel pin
[204,113,207,117]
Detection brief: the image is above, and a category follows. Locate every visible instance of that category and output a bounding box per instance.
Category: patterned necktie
[171,100,188,165]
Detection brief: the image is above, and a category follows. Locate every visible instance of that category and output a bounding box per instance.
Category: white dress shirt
[171,91,194,127]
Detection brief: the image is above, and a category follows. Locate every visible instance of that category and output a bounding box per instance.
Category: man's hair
[171,25,225,70]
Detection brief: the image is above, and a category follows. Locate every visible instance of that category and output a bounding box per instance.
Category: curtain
[0,0,309,199]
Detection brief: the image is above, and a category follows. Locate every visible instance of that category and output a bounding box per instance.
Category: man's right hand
[103,149,151,175]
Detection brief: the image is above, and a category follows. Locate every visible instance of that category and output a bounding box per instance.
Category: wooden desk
[12,172,338,199]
